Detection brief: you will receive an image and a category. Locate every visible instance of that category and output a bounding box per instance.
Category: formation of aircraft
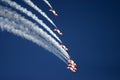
[48,2,78,73]
[67,59,77,72]
[49,8,58,17]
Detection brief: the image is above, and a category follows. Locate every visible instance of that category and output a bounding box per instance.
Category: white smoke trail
[43,0,53,8]
[1,0,62,43]
[24,0,57,27]
[0,17,67,64]
[0,6,70,63]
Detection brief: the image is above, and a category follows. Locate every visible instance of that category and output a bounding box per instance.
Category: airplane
[54,27,63,36]
[49,8,58,16]
[61,44,68,52]
[67,66,77,72]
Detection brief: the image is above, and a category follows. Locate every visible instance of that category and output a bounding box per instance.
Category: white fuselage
[62,45,68,51]
[54,28,63,35]
[50,9,58,16]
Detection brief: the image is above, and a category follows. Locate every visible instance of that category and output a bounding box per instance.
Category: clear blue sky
[0,0,120,80]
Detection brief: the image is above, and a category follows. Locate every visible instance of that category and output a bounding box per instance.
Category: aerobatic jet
[54,27,63,36]
[49,8,58,16]
[61,44,68,52]
[67,59,77,72]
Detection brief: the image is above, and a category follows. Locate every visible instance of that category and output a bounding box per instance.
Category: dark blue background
[0,0,120,80]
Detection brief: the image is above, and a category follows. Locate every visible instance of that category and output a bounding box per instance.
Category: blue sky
[0,0,120,80]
